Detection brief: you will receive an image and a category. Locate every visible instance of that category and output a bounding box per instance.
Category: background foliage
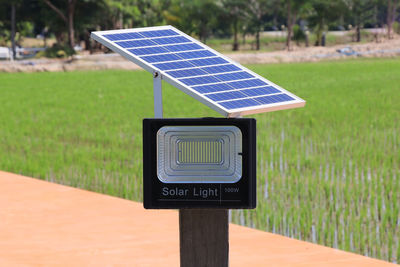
[0,0,399,52]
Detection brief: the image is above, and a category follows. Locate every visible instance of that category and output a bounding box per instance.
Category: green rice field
[0,58,399,263]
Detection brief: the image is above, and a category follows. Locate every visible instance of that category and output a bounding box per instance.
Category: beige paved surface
[0,171,396,266]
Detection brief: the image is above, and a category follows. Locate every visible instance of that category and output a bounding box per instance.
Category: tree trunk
[305,31,309,47]
[232,20,239,51]
[356,24,361,42]
[373,4,378,27]
[43,28,48,47]
[387,0,393,39]
[67,0,76,49]
[67,16,74,48]
[11,3,16,60]
[286,0,292,51]
[118,10,123,29]
[200,24,207,44]
[43,0,76,49]
[315,20,324,46]
[387,0,398,39]
[315,31,320,46]
[255,30,260,50]
[84,31,92,52]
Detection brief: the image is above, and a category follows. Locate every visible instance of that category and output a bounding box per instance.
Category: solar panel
[91,26,305,117]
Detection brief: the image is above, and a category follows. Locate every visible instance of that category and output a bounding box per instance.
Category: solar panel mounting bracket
[153,70,163,118]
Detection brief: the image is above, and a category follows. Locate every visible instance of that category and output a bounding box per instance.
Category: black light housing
[143,118,256,209]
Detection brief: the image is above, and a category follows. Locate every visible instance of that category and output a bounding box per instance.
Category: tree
[285,0,310,50]
[219,0,247,51]
[188,0,220,43]
[164,0,221,44]
[308,0,345,46]
[343,0,374,42]
[43,0,77,49]
[243,0,270,50]
[136,0,170,27]
[0,0,18,58]
[73,0,112,52]
[387,0,399,38]
[104,0,127,29]
[0,0,30,59]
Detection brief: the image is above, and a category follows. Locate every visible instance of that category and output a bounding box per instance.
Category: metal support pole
[180,209,229,267]
[153,71,163,118]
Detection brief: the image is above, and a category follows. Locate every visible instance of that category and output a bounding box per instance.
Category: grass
[0,58,399,263]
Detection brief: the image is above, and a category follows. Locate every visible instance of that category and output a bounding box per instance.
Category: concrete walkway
[0,171,396,266]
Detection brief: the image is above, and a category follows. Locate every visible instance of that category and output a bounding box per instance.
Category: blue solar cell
[104,33,124,41]
[103,33,117,41]
[280,94,295,101]
[218,99,260,109]
[226,79,267,89]
[176,50,215,59]
[153,36,191,45]
[126,32,143,39]
[164,43,203,52]
[140,53,181,63]
[116,39,157,48]
[214,71,254,82]
[179,76,220,86]
[201,64,241,74]
[189,57,228,67]
[191,83,233,94]
[103,34,117,41]
[103,32,144,41]
[140,29,178,38]
[239,86,281,97]
[154,61,194,71]
[166,68,208,78]
[205,91,247,102]
[128,46,169,56]
[253,95,276,104]
[254,94,294,105]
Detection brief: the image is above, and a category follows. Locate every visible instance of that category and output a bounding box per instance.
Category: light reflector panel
[157,126,242,183]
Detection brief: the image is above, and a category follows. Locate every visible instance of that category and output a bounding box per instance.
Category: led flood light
[143,118,256,209]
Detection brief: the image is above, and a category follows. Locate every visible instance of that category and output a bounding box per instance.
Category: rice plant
[0,58,399,263]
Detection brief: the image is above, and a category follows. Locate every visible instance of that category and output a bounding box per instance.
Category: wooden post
[179,209,229,267]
